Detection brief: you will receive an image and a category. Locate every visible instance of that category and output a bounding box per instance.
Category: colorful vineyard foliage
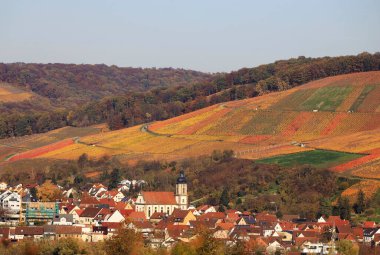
[8,139,74,162]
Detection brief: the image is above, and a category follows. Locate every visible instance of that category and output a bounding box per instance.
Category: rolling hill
[2,71,379,175]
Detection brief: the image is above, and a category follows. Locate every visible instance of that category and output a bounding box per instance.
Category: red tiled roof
[0,227,10,238]
[119,209,134,218]
[327,216,349,226]
[127,211,146,221]
[150,212,166,220]
[98,198,117,207]
[170,209,190,220]
[74,209,84,216]
[15,227,44,235]
[352,227,364,238]
[132,221,153,229]
[294,237,320,246]
[142,192,176,205]
[102,222,123,229]
[255,213,278,223]
[80,207,102,218]
[198,212,225,221]
[279,221,296,231]
[196,205,213,211]
[80,195,99,206]
[216,222,235,231]
[55,226,82,235]
[363,221,376,228]
[115,202,128,210]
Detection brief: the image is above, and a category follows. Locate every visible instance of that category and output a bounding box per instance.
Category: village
[0,172,377,255]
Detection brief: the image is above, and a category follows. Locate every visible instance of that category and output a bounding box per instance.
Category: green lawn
[256,149,363,169]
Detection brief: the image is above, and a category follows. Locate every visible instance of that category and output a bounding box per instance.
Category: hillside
[1,53,380,139]
[0,63,211,107]
[3,71,379,173]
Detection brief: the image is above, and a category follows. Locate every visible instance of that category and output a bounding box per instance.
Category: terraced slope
[2,72,380,173]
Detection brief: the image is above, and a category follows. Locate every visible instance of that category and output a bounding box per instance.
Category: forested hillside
[1,52,379,138]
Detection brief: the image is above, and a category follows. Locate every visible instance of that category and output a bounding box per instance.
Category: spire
[176,170,187,184]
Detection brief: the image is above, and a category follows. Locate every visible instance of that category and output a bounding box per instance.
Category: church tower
[175,171,188,210]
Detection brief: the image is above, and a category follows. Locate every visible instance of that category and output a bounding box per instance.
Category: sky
[1,0,380,73]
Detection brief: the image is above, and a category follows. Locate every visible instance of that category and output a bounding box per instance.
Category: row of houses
[0,174,378,254]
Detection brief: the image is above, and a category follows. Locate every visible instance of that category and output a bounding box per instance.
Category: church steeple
[175,171,188,210]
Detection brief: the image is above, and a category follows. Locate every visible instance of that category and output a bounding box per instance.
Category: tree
[338,196,351,220]
[37,180,61,202]
[77,153,89,168]
[171,242,196,255]
[319,198,332,217]
[336,240,359,255]
[195,230,224,255]
[219,187,230,208]
[354,189,365,214]
[103,229,144,255]
[108,168,121,190]
[30,187,38,200]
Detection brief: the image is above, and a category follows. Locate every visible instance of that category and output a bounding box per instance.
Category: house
[237,215,256,226]
[89,184,107,197]
[0,182,8,190]
[213,223,235,239]
[135,172,188,218]
[198,212,226,223]
[54,226,82,239]
[0,191,21,220]
[149,212,166,224]
[127,221,154,237]
[97,190,124,202]
[105,210,125,223]
[265,239,285,255]
[363,227,380,243]
[101,222,123,234]
[196,205,216,215]
[301,242,337,254]
[79,195,99,208]
[168,209,196,225]
[53,214,74,225]
[79,207,103,225]
[12,226,44,240]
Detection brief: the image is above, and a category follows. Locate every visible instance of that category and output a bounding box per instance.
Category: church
[135,171,188,219]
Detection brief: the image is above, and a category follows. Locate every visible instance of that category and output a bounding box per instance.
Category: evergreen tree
[319,198,332,217]
[338,196,351,220]
[219,187,230,208]
[354,189,365,214]
[108,168,121,190]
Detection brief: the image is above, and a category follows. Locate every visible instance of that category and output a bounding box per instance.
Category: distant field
[255,149,364,169]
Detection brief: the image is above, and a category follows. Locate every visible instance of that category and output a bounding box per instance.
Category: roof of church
[142,191,177,205]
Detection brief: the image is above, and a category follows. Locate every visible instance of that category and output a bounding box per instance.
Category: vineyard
[0,126,103,162]
[351,159,380,179]
[342,180,380,202]
[2,72,380,175]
